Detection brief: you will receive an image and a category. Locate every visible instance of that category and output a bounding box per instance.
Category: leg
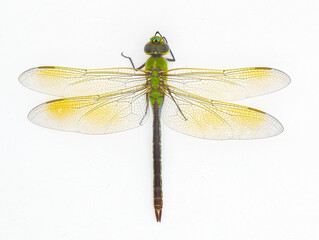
[165,48,176,62]
[140,94,149,125]
[121,52,145,69]
[155,31,163,37]
[154,32,176,62]
[166,88,187,121]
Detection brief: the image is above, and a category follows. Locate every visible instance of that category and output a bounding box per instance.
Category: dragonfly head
[144,36,170,56]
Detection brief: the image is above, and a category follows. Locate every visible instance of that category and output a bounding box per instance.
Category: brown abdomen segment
[152,101,162,222]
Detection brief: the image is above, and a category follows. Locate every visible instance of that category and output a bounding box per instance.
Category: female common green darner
[19,32,290,222]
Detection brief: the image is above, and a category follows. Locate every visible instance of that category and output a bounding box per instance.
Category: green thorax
[145,56,167,107]
[145,56,168,72]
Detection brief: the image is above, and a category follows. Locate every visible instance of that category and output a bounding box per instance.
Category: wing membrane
[19,66,147,97]
[28,86,149,134]
[165,67,290,100]
[162,86,283,139]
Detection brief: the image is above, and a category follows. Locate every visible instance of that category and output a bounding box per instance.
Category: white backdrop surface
[0,0,318,239]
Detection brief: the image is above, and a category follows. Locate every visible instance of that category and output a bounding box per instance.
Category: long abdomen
[152,101,162,222]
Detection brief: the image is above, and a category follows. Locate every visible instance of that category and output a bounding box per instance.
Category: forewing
[28,86,149,134]
[19,66,147,97]
[165,67,290,101]
[162,86,283,139]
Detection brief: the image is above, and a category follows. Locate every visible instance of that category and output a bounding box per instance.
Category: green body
[145,56,167,222]
[146,56,167,106]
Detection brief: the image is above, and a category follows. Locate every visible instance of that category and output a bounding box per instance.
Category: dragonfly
[19,31,290,222]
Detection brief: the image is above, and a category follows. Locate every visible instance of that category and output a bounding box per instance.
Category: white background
[1,0,318,239]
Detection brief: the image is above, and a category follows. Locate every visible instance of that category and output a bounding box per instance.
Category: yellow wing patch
[45,97,93,120]
[165,67,290,101]
[162,87,282,139]
[28,87,149,134]
[19,66,147,97]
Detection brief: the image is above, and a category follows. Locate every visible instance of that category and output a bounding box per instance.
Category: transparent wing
[28,86,149,134]
[162,86,283,139]
[165,67,290,101]
[19,66,147,97]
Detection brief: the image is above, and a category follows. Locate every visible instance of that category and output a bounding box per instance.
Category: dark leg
[165,48,176,62]
[155,31,163,37]
[154,32,176,62]
[121,52,145,69]
[140,94,149,125]
[162,37,176,62]
[166,88,187,121]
